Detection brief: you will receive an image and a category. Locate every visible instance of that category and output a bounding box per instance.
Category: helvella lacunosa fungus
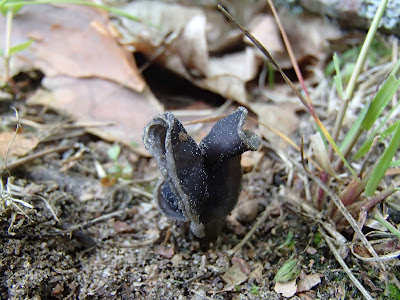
[142,107,261,238]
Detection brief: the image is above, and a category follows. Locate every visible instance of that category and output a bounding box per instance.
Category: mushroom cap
[142,107,261,238]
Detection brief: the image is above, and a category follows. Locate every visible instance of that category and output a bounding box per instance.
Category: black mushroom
[142,107,261,238]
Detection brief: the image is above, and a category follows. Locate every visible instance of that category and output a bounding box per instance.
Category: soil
[0,106,393,299]
[1,6,400,300]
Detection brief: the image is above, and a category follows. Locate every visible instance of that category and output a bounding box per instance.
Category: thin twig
[3,10,13,83]
[351,238,400,261]
[1,144,78,175]
[34,194,60,223]
[3,107,21,177]
[0,209,128,239]
[227,204,276,256]
[130,186,153,199]
[218,4,357,178]
[267,0,311,103]
[65,209,126,233]
[319,227,373,300]
[275,145,386,271]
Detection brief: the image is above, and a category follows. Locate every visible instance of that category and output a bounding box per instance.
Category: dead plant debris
[1,1,400,299]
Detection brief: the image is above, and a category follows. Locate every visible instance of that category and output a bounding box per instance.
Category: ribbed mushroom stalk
[143,107,261,238]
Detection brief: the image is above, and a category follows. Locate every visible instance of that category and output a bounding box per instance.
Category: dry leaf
[204,9,243,52]
[155,244,175,259]
[246,14,283,56]
[250,262,264,279]
[198,47,259,104]
[297,273,321,292]
[0,4,145,91]
[231,257,251,275]
[274,279,297,298]
[310,133,337,177]
[222,263,249,286]
[113,1,261,104]
[275,8,342,68]
[27,76,163,156]
[250,102,301,149]
[0,131,39,164]
[114,1,203,48]
[113,220,136,233]
[170,254,183,266]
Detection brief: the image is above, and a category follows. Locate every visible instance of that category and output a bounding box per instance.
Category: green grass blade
[0,0,23,15]
[365,123,400,196]
[373,209,400,238]
[389,160,400,168]
[390,58,400,76]
[353,105,400,160]
[339,104,368,152]
[353,135,375,161]
[360,75,400,131]
[333,52,344,98]
[344,0,390,101]
[8,39,32,55]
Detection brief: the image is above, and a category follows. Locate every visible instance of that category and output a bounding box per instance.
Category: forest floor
[1,1,399,299]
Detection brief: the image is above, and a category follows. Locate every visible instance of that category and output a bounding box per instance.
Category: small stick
[283,149,385,271]
[227,204,275,256]
[319,226,373,300]
[0,209,128,239]
[1,144,78,175]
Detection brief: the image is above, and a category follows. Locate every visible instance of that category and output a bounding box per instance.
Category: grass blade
[332,0,390,152]
[365,123,400,196]
[354,113,400,160]
[340,74,400,156]
[360,75,400,131]
[8,39,32,56]
[333,53,344,98]
[339,103,368,154]
[344,0,390,101]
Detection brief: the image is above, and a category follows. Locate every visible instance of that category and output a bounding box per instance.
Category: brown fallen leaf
[274,279,297,298]
[231,257,251,275]
[246,13,283,57]
[250,262,264,279]
[113,220,136,234]
[198,47,259,104]
[27,76,163,156]
[297,272,322,293]
[0,131,39,164]
[0,3,145,92]
[222,263,249,286]
[155,244,175,259]
[250,102,302,149]
[113,1,260,104]
[275,8,342,68]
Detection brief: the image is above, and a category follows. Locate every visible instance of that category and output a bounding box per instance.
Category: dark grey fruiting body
[143,107,261,238]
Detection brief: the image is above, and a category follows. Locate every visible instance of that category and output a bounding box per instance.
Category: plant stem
[4,9,13,82]
[373,207,400,239]
[268,0,310,103]
[345,0,389,100]
[333,0,390,147]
